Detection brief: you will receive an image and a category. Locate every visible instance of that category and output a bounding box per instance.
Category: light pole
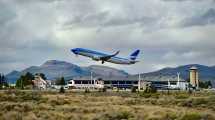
[138,73,141,91]
[91,71,93,89]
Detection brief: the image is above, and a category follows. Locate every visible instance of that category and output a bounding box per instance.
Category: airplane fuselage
[71,48,138,65]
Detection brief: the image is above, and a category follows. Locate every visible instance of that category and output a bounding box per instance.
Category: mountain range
[6,60,128,83]
[5,60,215,86]
[135,64,215,87]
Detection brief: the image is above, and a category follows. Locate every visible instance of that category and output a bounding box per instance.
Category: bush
[98,87,106,92]
[139,92,152,98]
[131,86,136,93]
[114,111,134,120]
[0,91,42,102]
[102,88,106,92]
[2,111,22,120]
[59,87,65,94]
[19,91,42,101]
[192,98,208,106]
[85,88,90,93]
[175,93,189,99]
[144,84,157,93]
[164,113,177,120]
[94,111,134,120]
[181,113,202,120]
[139,92,159,99]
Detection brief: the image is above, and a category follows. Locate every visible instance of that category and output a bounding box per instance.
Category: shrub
[59,87,65,94]
[139,93,152,98]
[0,91,42,102]
[139,92,159,99]
[131,86,136,93]
[175,94,189,99]
[115,111,134,119]
[49,98,70,106]
[102,88,107,92]
[94,111,134,120]
[164,113,177,120]
[192,98,208,106]
[181,113,202,120]
[2,111,22,120]
[18,91,42,101]
[180,99,193,107]
[144,84,157,93]
[98,88,106,92]
[85,88,90,93]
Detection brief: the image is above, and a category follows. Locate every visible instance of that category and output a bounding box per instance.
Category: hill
[85,65,129,77]
[135,64,215,84]
[5,70,22,83]
[6,60,129,83]
[6,61,215,84]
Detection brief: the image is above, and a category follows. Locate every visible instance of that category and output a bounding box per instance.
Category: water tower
[189,66,199,89]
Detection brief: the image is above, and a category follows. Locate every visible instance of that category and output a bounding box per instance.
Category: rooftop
[71,76,186,82]
[190,66,198,70]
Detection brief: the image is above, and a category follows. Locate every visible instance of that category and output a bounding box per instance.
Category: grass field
[0,90,215,120]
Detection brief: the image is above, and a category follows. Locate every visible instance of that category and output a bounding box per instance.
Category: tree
[0,74,8,89]
[207,81,212,88]
[144,84,157,93]
[59,86,65,93]
[186,78,190,83]
[24,72,34,85]
[16,72,34,89]
[56,77,66,94]
[16,75,24,89]
[35,73,47,80]
[0,74,2,89]
[55,77,66,86]
[0,74,2,87]
[199,81,212,89]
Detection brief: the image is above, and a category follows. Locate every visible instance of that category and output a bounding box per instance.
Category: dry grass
[0,90,215,120]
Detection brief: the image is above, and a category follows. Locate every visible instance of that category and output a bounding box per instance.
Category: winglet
[113,51,120,56]
[100,50,120,61]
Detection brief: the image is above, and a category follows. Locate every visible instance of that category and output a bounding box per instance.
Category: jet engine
[92,56,100,61]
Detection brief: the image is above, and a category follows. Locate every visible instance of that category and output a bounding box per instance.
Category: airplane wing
[100,51,120,63]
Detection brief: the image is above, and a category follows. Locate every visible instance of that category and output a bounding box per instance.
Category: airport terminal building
[68,75,188,90]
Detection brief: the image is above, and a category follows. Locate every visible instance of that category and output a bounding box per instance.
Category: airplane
[71,48,140,65]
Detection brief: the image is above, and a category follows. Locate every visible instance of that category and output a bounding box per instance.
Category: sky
[0,0,215,74]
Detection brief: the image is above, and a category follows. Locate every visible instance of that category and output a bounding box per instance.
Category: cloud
[0,0,215,74]
[181,8,215,27]
[161,0,209,2]
[0,2,16,25]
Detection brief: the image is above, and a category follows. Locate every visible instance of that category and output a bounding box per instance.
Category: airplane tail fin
[130,50,140,60]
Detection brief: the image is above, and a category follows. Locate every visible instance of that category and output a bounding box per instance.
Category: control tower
[189,66,199,89]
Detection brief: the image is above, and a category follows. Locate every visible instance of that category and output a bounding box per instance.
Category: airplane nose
[71,49,77,54]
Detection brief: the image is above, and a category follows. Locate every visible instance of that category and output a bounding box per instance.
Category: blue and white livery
[71,48,140,65]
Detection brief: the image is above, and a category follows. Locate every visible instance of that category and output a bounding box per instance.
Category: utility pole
[91,71,94,89]
[177,72,180,87]
[138,73,141,91]
[91,71,92,84]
